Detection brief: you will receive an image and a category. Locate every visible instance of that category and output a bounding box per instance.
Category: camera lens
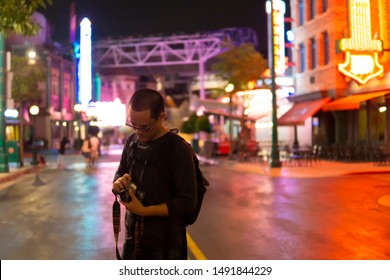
[119,189,131,202]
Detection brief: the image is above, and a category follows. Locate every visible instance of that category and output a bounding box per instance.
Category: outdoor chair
[373,147,387,165]
[344,145,356,162]
[285,146,310,166]
[308,145,322,165]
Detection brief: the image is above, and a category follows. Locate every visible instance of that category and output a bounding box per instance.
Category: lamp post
[73,103,83,150]
[225,83,235,160]
[0,33,9,172]
[29,105,39,165]
[269,0,282,168]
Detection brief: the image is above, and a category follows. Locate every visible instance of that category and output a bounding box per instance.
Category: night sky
[40,0,290,56]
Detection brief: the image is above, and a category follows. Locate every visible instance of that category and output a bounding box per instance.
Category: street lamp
[29,105,39,165]
[73,103,84,150]
[225,83,235,160]
[26,49,37,65]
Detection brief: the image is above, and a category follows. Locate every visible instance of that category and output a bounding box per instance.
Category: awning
[322,91,390,111]
[278,98,331,126]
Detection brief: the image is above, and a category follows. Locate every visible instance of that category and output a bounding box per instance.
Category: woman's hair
[129,88,165,120]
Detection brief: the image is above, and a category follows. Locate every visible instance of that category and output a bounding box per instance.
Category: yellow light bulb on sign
[338,0,384,84]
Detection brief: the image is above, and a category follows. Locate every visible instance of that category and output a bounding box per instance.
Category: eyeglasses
[126,119,156,133]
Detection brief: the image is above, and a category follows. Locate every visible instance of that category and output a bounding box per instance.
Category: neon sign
[338,0,383,84]
[266,0,286,75]
[78,17,92,107]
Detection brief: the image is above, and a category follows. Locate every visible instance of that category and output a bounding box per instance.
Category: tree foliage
[0,0,52,36]
[211,43,268,91]
[180,113,199,134]
[11,54,47,104]
[180,113,211,134]
[0,1,53,105]
[195,115,212,133]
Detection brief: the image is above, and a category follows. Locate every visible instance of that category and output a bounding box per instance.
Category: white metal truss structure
[93,28,258,98]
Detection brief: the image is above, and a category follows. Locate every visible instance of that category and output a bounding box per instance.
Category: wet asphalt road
[0,153,390,260]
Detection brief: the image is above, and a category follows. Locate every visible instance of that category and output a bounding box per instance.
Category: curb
[344,170,390,175]
[0,165,43,184]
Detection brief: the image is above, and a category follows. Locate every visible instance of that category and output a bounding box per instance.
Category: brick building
[281,0,390,159]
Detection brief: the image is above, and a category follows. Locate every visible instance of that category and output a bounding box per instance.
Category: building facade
[6,12,77,151]
[285,0,390,159]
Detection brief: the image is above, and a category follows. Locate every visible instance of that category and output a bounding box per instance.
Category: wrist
[139,206,149,217]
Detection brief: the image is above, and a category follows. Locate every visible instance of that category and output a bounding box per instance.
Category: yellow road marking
[186,232,207,260]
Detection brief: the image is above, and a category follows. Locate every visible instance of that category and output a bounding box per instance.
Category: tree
[180,112,211,134]
[195,115,212,133]
[1,0,52,105]
[0,0,52,35]
[0,0,52,170]
[212,43,267,92]
[11,54,47,104]
[180,112,199,134]
[211,43,268,158]
[212,43,268,118]
[180,112,212,153]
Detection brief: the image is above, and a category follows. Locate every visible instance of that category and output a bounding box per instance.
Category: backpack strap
[126,133,139,172]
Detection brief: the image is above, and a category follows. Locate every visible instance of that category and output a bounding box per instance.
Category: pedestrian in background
[57,136,70,168]
[112,88,197,260]
[81,137,91,166]
[89,134,100,167]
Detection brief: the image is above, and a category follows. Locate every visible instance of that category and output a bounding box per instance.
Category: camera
[119,181,138,202]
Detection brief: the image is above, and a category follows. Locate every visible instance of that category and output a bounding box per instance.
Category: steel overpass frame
[93,28,258,99]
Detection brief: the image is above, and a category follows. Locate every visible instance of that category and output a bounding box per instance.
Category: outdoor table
[291,148,313,166]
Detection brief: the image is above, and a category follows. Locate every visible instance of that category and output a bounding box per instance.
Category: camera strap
[112,133,139,260]
[113,196,122,259]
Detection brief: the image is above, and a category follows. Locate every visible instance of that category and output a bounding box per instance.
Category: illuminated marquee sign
[266,0,286,75]
[338,0,384,84]
[86,98,126,126]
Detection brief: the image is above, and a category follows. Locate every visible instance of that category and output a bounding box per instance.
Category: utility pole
[225,83,235,160]
[0,32,9,172]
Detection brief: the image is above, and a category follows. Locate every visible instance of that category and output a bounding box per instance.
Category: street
[0,152,390,260]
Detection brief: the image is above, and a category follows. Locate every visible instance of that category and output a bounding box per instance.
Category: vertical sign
[78,17,92,107]
[266,0,286,76]
[69,1,76,43]
[338,0,383,84]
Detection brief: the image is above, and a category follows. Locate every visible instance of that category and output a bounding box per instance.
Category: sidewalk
[200,155,390,208]
[197,155,390,178]
[0,149,69,185]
